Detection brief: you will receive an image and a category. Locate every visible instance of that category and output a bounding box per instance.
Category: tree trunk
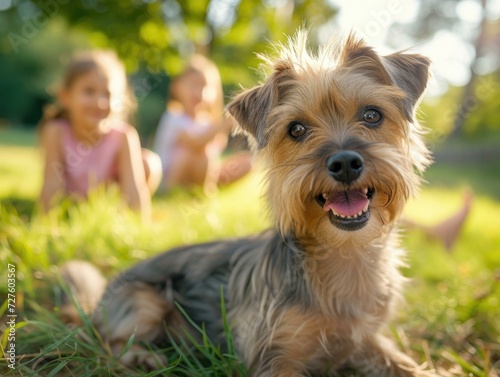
[449,0,489,138]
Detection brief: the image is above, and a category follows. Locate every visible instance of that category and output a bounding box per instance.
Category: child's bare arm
[177,118,233,150]
[39,123,65,212]
[118,128,151,221]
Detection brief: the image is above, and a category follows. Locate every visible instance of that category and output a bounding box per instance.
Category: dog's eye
[362,109,382,126]
[289,122,307,139]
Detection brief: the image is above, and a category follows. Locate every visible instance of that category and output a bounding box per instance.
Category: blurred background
[0,1,499,375]
[0,0,499,141]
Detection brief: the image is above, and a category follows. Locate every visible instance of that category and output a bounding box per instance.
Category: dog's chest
[257,305,384,370]
[305,249,396,317]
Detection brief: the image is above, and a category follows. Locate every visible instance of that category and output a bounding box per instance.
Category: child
[153,55,251,194]
[39,50,162,221]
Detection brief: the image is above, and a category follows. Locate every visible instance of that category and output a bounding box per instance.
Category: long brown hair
[39,50,136,128]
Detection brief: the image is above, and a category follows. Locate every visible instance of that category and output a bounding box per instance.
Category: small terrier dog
[62,31,435,376]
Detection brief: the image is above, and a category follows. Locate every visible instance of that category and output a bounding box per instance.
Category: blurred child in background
[39,50,162,221]
[153,55,251,194]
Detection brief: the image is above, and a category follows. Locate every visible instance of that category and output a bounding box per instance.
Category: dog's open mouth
[316,188,374,231]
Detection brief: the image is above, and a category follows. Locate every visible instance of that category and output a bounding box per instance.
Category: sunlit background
[1,0,499,138]
[0,1,499,376]
[330,0,500,95]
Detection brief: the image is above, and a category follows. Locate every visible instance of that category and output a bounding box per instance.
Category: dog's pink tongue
[323,190,368,216]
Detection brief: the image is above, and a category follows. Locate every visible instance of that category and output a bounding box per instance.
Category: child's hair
[40,50,136,127]
[168,55,223,124]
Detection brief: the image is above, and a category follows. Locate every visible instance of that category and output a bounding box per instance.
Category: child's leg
[401,191,474,251]
[163,149,251,193]
[217,152,253,186]
[166,148,210,189]
[141,149,163,194]
[425,190,474,251]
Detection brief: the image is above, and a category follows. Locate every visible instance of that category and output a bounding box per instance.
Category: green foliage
[0,0,338,130]
[0,16,91,126]
[420,72,500,140]
[463,73,500,137]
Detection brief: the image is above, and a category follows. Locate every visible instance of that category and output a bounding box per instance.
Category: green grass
[1,128,499,376]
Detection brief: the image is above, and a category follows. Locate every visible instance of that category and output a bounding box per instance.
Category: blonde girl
[39,50,162,220]
[153,55,251,193]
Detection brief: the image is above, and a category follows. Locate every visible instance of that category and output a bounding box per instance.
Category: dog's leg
[58,261,107,325]
[250,358,307,377]
[92,281,171,369]
[242,325,318,377]
[351,335,436,377]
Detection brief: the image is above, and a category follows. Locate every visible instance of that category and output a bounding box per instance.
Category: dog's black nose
[327,151,364,184]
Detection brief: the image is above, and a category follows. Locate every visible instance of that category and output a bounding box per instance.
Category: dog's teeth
[322,193,328,199]
[362,203,369,213]
[363,188,368,194]
[340,215,346,218]
[357,211,363,216]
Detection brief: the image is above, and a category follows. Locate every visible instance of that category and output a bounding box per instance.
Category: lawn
[0,127,499,376]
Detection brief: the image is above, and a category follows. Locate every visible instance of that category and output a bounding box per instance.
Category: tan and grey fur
[60,31,435,376]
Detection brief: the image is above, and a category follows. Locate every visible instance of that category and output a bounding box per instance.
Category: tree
[450,0,489,138]
[389,0,495,138]
[0,0,338,128]
[2,0,337,80]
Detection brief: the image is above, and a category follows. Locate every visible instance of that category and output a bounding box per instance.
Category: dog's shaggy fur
[61,31,436,376]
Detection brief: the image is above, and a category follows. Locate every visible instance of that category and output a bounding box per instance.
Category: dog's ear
[226,83,273,149]
[340,35,393,86]
[382,53,431,118]
[340,34,430,119]
[227,62,293,148]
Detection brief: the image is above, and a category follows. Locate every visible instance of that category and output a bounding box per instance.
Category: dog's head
[228,31,431,246]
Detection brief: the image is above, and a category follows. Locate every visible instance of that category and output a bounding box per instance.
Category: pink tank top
[59,121,125,198]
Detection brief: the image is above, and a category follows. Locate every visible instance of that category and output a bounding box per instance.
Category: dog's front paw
[111,342,168,370]
[405,366,440,377]
[353,335,438,377]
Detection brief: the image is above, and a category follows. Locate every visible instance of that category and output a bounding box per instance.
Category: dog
[60,31,435,376]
